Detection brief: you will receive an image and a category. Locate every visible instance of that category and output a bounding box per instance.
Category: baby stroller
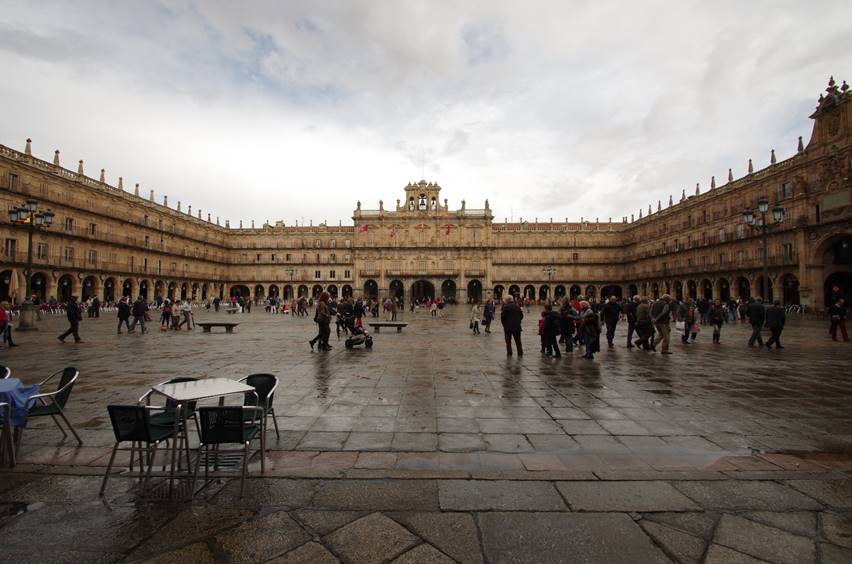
[345,321,373,349]
[336,313,352,339]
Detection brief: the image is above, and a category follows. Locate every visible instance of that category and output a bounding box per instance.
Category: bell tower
[399,180,447,214]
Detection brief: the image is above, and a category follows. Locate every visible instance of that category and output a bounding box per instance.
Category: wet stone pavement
[1,305,851,563]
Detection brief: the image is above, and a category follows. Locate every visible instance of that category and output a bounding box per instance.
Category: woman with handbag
[470,303,481,335]
[681,302,699,343]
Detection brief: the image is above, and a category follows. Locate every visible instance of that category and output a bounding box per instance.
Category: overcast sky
[1,1,850,227]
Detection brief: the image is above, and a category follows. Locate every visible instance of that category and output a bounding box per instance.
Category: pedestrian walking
[500,295,524,356]
[601,295,620,348]
[178,300,193,330]
[829,297,849,342]
[57,296,83,343]
[651,294,672,354]
[764,300,786,349]
[470,303,481,335]
[0,301,17,347]
[747,298,765,347]
[626,295,639,349]
[542,304,561,357]
[116,297,131,334]
[707,299,725,344]
[483,299,495,333]
[580,301,601,359]
[309,292,332,351]
[129,296,147,333]
[634,297,653,350]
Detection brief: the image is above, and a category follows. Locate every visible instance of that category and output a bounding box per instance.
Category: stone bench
[225,307,240,314]
[197,322,239,333]
[369,322,408,333]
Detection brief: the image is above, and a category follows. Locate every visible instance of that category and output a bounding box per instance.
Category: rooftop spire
[53,150,60,167]
[710,176,716,190]
[748,158,754,174]
[695,182,700,196]
[24,138,32,156]
[77,159,84,176]
[118,177,124,191]
[770,149,776,164]
[99,169,105,183]
[728,168,733,182]
[681,188,686,202]
[134,183,139,196]
[798,136,804,152]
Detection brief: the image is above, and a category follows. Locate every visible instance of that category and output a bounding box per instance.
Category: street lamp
[542,265,556,302]
[742,196,785,302]
[7,199,55,329]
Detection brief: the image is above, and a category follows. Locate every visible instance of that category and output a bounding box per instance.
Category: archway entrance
[230,285,249,298]
[298,284,309,298]
[538,285,550,301]
[0,270,12,302]
[412,280,435,302]
[781,274,800,305]
[523,285,535,300]
[31,272,47,302]
[736,277,750,300]
[389,279,404,302]
[825,271,851,307]
[570,285,582,298]
[441,280,456,302]
[585,285,596,300]
[103,278,115,301]
[139,280,149,300]
[467,279,483,303]
[312,285,323,299]
[82,276,97,300]
[601,285,622,299]
[627,284,638,298]
[58,274,74,301]
[651,283,659,299]
[283,285,294,300]
[123,279,134,298]
[508,284,520,298]
[167,282,176,300]
[674,281,684,302]
[701,279,713,300]
[342,285,353,299]
[363,280,378,299]
[327,284,338,299]
[493,285,504,300]
[718,279,731,302]
[181,283,188,300]
[254,284,265,300]
[687,280,697,300]
[268,285,279,299]
[755,276,773,301]
[554,285,566,300]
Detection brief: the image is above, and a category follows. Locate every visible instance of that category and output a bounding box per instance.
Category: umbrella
[8,268,21,305]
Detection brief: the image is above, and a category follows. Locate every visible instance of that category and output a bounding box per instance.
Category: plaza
[1,306,851,563]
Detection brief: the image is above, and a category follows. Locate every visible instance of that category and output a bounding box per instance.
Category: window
[144,236,150,249]
[687,258,693,267]
[735,225,744,239]
[701,232,707,245]
[142,257,148,271]
[8,173,19,190]
[271,253,276,261]
[170,262,176,273]
[64,246,74,261]
[157,260,162,274]
[674,239,680,251]
[4,238,17,257]
[329,270,336,279]
[344,269,351,278]
[345,239,351,248]
[572,253,579,260]
[315,239,322,248]
[37,243,48,259]
[87,250,97,264]
[285,253,292,261]
[330,253,336,262]
[314,270,321,279]
[702,256,708,267]
[344,254,351,262]
[781,181,793,199]
[64,217,74,231]
[718,228,726,243]
[330,240,336,248]
[89,223,97,235]
[737,250,744,264]
[256,253,261,261]
[143,215,149,226]
[718,254,724,265]
[782,243,794,261]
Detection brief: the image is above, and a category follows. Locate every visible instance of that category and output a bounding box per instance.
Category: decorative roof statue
[24,138,32,156]
[770,149,776,164]
[53,150,60,167]
[695,182,700,196]
[748,158,754,174]
[797,136,804,152]
[728,168,733,182]
[118,177,124,191]
[711,176,716,190]
[99,169,105,183]
[77,160,84,176]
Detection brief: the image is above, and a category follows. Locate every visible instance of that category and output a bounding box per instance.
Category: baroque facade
[1,79,851,309]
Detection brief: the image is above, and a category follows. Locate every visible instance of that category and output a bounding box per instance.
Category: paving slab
[713,514,815,564]
[135,541,218,564]
[391,543,456,564]
[704,544,770,563]
[672,480,824,511]
[742,511,817,538]
[786,479,852,509]
[820,542,852,564]
[478,512,670,564]
[269,541,340,564]
[312,479,439,511]
[556,481,700,512]
[389,511,484,564]
[214,510,310,563]
[640,520,706,564]
[323,512,419,564]
[820,512,852,549]
[439,480,566,511]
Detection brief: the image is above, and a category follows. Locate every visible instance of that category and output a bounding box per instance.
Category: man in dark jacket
[57,296,82,343]
[117,297,131,334]
[542,304,561,357]
[600,296,621,348]
[500,295,524,356]
[764,300,786,349]
[747,298,765,347]
[829,297,849,342]
[129,296,147,334]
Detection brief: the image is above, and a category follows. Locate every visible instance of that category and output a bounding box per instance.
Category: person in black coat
[58,296,82,343]
[500,295,524,356]
[600,296,621,348]
[764,300,786,349]
[116,297,131,334]
[746,298,765,347]
[542,304,561,357]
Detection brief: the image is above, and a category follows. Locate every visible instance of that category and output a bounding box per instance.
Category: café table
[147,377,256,496]
[0,378,39,467]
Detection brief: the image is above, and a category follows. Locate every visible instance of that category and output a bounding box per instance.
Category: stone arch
[673,280,684,302]
[268,284,279,299]
[736,277,750,300]
[523,284,535,300]
[554,285,566,300]
[103,277,117,301]
[283,284,294,300]
[58,273,74,301]
[651,283,660,299]
[701,279,713,300]
[230,285,250,298]
[180,282,188,300]
[342,284,353,299]
[570,285,582,298]
[81,276,97,300]
[441,279,456,302]
[825,271,851,307]
[254,284,265,300]
[467,279,483,303]
[755,276,773,301]
[363,279,378,299]
[389,279,405,302]
[584,285,596,299]
[493,284,505,300]
[312,284,323,299]
[627,284,638,298]
[508,284,520,297]
[167,281,177,300]
[538,284,550,301]
[31,271,48,301]
[298,284,309,298]
[0,270,13,302]
[412,279,435,301]
[327,284,338,298]
[601,285,621,299]
[687,280,698,300]
[781,273,800,305]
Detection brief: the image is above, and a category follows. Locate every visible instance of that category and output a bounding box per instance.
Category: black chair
[238,373,280,439]
[100,405,175,496]
[0,365,10,379]
[191,405,264,497]
[23,367,82,447]
[0,402,14,467]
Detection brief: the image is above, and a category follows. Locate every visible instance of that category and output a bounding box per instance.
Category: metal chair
[0,402,14,467]
[22,367,82,447]
[0,366,10,379]
[238,373,280,439]
[139,377,201,440]
[100,405,176,496]
[191,405,264,497]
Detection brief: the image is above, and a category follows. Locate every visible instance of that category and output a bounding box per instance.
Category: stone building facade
[1,79,850,308]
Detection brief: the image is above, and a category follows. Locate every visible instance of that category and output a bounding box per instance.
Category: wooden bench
[197,322,239,333]
[369,322,408,333]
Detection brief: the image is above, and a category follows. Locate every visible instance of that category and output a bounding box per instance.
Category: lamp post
[542,265,556,302]
[7,199,55,330]
[742,196,785,301]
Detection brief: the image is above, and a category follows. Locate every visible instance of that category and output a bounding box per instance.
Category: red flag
[358,224,369,234]
[444,225,451,235]
[389,226,396,238]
